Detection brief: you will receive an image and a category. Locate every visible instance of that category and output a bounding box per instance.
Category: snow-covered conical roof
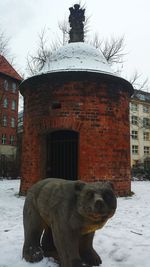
[40,42,114,76]
[20,41,133,96]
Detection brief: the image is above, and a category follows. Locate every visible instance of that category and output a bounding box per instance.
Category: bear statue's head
[75,181,117,224]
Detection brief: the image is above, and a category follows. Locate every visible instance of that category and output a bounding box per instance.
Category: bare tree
[102,36,125,65]
[27,29,51,75]
[0,30,10,57]
[90,34,126,65]
[129,70,149,91]
[0,28,15,66]
[58,18,70,45]
[27,28,62,75]
[89,33,102,49]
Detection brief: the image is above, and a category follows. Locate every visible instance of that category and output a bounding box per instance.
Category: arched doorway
[46,130,79,180]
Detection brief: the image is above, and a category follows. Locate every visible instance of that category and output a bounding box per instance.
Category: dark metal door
[46,130,78,180]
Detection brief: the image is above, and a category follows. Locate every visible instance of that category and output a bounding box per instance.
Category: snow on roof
[40,42,115,76]
[21,42,133,94]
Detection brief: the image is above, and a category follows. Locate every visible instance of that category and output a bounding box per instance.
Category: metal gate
[46,130,78,180]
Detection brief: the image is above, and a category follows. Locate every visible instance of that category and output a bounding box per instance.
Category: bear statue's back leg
[79,232,102,266]
[23,196,44,263]
[41,226,59,261]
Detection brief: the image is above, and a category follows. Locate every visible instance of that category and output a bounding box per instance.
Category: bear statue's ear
[107,181,115,191]
[75,181,85,192]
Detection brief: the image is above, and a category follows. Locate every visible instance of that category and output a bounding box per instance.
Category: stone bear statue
[22,178,117,267]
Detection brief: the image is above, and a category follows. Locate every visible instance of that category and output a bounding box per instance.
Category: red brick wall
[0,75,19,146]
[20,78,132,196]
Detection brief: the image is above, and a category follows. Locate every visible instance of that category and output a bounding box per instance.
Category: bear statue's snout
[94,199,106,213]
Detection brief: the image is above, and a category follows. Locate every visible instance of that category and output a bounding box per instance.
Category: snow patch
[0,180,150,267]
[40,42,115,76]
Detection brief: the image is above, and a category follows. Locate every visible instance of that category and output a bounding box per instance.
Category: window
[132,145,138,154]
[11,117,15,128]
[131,103,138,112]
[143,132,150,141]
[2,134,6,144]
[144,159,150,170]
[144,146,150,155]
[18,116,23,131]
[3,98,8,108]
[131,115,138,125]
[132,130,138,140]
[11,100,16,110]
[10,135,14,145]
[18,116,23,124]
[4,80,8,90]
[12,82,17,93]
[143,105,149,113]
[143,118,150,128]
[2,115,7,127]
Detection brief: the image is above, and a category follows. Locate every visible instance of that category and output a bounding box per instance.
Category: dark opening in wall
[51,101,61,109]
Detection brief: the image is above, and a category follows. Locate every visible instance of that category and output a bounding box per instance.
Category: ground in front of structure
[0,179,150,267]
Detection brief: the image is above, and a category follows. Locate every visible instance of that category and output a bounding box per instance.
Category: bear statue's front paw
[23,246,44,263]
[44,249,59,262]
[81,249,102,266]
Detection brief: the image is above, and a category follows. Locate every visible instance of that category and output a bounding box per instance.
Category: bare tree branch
[0,28,15,66]
[89,33,103,48]
[26,28,55,75]
[129,71,149,90]
[58,18,70,45]
[89,34,126,65]
[129,70,141,85]
[84,15,91,40]
[0,30,10,56]
[101,36,126,64]
[140,77,149,91]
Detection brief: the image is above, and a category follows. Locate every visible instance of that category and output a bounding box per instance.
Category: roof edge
[20,70,134,96]
[0,71,22,81]
[0,55,22,81]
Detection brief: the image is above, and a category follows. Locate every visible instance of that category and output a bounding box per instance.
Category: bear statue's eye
[86,190,94,198]
[103,191,114,203]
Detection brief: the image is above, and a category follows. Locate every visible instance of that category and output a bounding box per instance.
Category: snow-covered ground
[0,179,150,267]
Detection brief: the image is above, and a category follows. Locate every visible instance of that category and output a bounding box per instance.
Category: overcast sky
[0,0,150,86]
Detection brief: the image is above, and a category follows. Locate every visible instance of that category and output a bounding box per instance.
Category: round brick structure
[19,43,133,196]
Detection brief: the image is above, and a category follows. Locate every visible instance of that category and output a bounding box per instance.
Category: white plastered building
[130,90,150,168]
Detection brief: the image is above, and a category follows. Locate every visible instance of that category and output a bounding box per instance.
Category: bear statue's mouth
[87,212,108,222]
[81,214,109,234]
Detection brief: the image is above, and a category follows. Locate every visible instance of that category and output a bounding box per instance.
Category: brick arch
[33,117,84,133]
[51,117,83,132]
